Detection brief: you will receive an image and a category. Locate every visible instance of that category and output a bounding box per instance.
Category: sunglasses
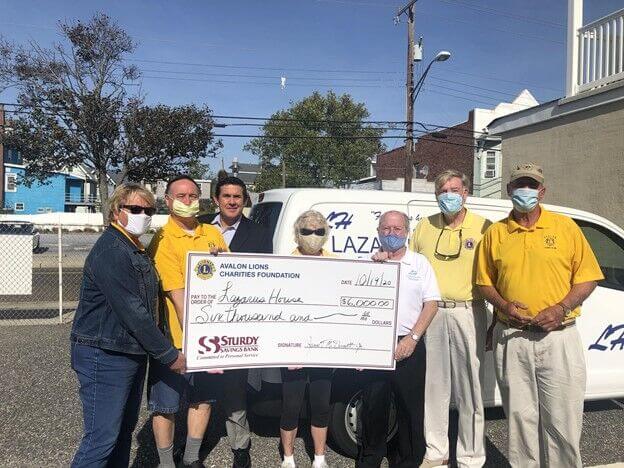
[435,228,462,260]
[300,228,326,236]
[121,205,156,216]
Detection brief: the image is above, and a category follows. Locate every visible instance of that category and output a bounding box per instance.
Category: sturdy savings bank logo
[198,335,260,355]
[195,259,216,280]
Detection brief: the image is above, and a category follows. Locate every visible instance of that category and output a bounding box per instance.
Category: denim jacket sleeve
[87,245,179,366]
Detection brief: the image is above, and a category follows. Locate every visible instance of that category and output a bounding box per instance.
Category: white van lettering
[327,211,353,230]
[588,324,624,351]
[331,235,381,254]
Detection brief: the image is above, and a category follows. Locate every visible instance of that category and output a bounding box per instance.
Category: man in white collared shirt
[358,210,440,468]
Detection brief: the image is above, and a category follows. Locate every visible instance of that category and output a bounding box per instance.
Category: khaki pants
[424,303,487,468]
[493,323,586,468]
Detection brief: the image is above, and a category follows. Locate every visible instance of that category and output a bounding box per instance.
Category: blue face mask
[379,234,406,252]
[511,188,539,213]
[437,192,463,215]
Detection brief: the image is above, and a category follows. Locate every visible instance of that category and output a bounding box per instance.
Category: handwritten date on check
[182,253,400,372]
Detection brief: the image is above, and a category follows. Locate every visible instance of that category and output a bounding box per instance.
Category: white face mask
[123,212,152,237]
[170,199,200,218]
[298,234,326,255]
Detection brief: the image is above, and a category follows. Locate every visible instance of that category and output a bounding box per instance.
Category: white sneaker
[280,460,296,468]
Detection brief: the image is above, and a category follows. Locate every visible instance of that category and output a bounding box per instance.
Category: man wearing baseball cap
[476,163,603,467]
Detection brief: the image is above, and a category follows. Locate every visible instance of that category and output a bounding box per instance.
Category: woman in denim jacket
[70,183,185,468]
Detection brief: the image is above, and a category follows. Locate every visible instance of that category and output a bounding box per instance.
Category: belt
[437,299,473,309]
[502,319,576,333]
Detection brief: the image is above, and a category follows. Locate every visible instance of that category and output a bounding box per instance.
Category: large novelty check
[182,253,400,371]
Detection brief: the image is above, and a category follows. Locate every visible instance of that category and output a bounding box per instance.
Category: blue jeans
[71,342,147,468]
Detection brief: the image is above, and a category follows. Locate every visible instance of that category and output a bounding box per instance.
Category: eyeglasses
[434,228,462,259]
[121,205,156,216]
[300,228,326,236]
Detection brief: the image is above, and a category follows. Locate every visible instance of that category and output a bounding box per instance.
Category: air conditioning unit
[484,170,495,179]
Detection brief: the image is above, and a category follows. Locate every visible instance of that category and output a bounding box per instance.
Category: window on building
[3,148,22,165]
[484,151,497,178]
[5,173,17,192]
[14,202,25,211]
[575,220,624,291]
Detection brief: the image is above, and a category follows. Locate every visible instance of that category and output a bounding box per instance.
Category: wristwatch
[558,302,572,317]
[410,333,420,342]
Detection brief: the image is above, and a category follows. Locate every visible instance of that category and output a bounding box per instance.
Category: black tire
[328,399,359,458]
[328,388,398,459]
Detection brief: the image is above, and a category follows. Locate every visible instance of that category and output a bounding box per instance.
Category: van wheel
[328,389,398,459]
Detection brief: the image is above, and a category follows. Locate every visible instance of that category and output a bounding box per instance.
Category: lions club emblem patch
[464,238,475,250]
[544,234,557,249]
[195,259,216,280]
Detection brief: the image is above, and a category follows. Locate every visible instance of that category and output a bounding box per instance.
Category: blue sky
[1,0,622,175]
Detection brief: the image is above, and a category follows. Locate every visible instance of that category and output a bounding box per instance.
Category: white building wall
[472,90,539,198]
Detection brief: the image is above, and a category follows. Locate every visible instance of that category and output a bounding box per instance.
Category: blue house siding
[4,167,66,214]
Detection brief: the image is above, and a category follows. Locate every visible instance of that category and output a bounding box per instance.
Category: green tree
[0,14,220,220]
[245,91,385,191]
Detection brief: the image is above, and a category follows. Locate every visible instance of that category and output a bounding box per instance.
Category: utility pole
[281,158,286,188]
[397,0,417,192]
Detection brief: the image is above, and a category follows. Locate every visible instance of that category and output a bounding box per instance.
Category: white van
[249,188,624,456]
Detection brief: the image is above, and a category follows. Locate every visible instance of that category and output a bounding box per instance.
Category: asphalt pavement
[0,323,622,467]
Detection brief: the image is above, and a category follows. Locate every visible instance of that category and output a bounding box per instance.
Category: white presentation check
[182,252,400,371]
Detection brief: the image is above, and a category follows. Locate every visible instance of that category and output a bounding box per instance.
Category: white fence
[577,8,624,93]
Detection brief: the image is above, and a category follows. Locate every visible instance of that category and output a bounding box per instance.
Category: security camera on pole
[395,1,450,192]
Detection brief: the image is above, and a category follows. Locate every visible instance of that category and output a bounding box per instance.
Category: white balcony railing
[577,8,624,93]
[65,193,99,204]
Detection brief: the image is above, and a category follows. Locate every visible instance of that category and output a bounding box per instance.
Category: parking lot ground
[0,323,622,467]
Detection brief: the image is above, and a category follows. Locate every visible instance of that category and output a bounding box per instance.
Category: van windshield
[250,202,283,237]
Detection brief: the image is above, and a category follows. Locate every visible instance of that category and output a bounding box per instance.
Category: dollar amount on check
[182,252,400,371]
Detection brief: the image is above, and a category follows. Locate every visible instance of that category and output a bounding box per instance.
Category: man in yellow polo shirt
[411,170,490,468]
[147,175,228,468]
[476,163,603,468]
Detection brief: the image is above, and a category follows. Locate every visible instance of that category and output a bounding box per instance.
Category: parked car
[249,188,624,457]
[0,220,41,251]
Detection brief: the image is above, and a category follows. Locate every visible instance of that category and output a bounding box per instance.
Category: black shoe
[182,461,204,468]
[232,448,251,468]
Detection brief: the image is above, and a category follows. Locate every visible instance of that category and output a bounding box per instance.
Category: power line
[212,133,480,149]
[129,58,400,75]
[0,101,488,137]
[418,11,565,45]
[138,66,537,102]
[140,74,386,89]
[437,68,562,93]
[436,0,565,28]
[132,55,562,93]
[428,76,520,99]
[140,68,397,83]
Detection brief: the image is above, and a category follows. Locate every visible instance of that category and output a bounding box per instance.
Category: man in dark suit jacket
[197,176,272,468]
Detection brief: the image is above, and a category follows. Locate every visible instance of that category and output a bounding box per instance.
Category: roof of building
[488,81,624,135]
[228,162,261,186]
